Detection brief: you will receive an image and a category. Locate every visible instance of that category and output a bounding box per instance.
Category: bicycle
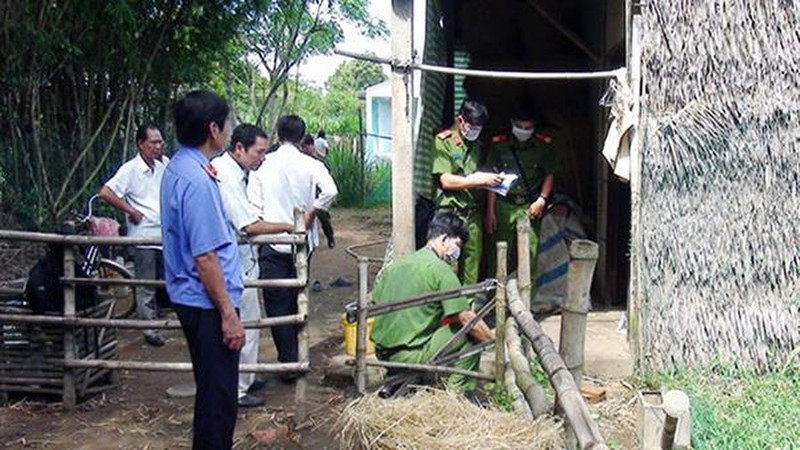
[66,194,138,320]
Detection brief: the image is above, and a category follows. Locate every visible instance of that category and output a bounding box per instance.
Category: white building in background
[364,80,421,162]
[364,81,392,161]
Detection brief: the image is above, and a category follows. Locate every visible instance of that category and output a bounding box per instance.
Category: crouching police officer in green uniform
[431,99,503,286]
[485,104,561,297]
[371,212,494,392]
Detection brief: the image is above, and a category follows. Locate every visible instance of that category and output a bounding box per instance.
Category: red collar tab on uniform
[203,164,220,182]
[436,128,452,140]
[492,134,509,143]
[536,133,553,144]
[441,314,459,327]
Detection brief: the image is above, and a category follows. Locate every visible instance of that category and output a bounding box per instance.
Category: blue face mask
[442,246,461,265]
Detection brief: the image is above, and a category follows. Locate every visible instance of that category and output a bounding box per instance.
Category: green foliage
[653,368,800,449]
[243,0,386,127]
[327,143,390,208]
[326,59,387,93]
[483,382,515,413]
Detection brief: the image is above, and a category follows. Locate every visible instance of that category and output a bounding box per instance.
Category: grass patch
[649,367,800,450]
[327,143,390,208]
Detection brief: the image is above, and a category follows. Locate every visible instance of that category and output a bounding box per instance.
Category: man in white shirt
[247,115,338,368]
[211,124,294,407]
[99,124,168,346]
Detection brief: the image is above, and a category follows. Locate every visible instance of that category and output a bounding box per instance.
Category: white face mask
[462,125,482,142]
[512,125,534,142]
[442,246,461,264]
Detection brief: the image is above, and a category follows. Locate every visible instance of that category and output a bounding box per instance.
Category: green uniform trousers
[386,324,479,392]
[488,201,541,299]
[456,212,482,287]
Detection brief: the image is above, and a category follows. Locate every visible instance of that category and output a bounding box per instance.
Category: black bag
[414,194,437,249]
[25,244,98,314]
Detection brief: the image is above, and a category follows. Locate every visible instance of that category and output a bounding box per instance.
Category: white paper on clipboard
[481,172,519,197]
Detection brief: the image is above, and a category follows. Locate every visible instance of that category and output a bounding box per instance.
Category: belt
[501,192,529,206]
[437,205,477,218]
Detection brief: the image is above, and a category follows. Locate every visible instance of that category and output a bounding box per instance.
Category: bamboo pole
[0,313,305,329]
[661,390,690,450]
[366,280,496,317]
[64,359,309,373]
[506,318,549,417]
[60,276,306,289]
[431,297,495,361]
[559,240,599,447]
[507,280,608,450]
[366,360,493,381]
[333,48,625,80]
[62,245,77,410]
[0,230,305,246]
[294,211,309,422]
[355,257,370,394]
[495,242,508,386]
[504,354,534,420]
[516,218,533,359]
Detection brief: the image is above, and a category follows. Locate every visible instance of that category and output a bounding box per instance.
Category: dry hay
[336,388,563,450]
[633,0,800,372]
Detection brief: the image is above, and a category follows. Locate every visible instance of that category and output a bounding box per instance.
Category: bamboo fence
[351,218,606,447]
[0,212,312,417]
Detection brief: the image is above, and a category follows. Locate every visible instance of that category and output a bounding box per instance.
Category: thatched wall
[637,1,800,372]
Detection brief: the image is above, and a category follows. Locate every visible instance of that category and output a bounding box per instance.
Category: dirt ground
[0,208,639,449]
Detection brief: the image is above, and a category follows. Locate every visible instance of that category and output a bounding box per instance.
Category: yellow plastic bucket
[341,313,375,356]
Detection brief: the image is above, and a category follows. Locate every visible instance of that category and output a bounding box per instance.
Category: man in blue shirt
[160,90,244,450]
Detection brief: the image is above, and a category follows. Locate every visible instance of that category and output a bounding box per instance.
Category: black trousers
[259,245,300,363]
[174,304,239,450]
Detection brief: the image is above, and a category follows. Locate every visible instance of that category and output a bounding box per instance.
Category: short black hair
[229,123,267,152]
[135,123,161,144]
[458,99,489,126]
[317,130,326,139]
[426,211,469,244]
[511,103,538,123]
[276,115,306,144]
[301,134,315,147]
[172,90,229,147]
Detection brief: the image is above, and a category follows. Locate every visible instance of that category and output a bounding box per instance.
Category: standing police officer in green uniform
[431,99,502,286]
[485,104,561,296]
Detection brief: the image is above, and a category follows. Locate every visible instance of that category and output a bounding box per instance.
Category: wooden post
[495,242,508,385]
[507,280,608,450]
[294,211,309,422]
[355,257,370,394]
[516,217,532,309]
[627,8,646,372]
[516,217,533,359]
[559,239,599,447]
[390,0,415,257]
[62,245,77,409]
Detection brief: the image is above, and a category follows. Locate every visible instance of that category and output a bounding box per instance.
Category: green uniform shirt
[431,126,481,211]
[371,247,470,350]
[487,134,561,203]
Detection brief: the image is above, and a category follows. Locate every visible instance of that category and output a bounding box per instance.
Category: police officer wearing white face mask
[430,99,503,287]
[484,103,562,295]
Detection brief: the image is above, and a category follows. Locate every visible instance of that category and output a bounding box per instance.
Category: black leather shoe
[238,394,265,408]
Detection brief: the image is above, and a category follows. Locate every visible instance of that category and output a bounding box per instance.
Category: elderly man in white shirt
[99,124,168,347]
[211,124,295,408]
[247,115,338,369]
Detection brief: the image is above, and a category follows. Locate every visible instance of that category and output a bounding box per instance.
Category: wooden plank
[390,0,415,257]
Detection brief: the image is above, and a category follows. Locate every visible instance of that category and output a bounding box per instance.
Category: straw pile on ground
[336,388,563,450]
